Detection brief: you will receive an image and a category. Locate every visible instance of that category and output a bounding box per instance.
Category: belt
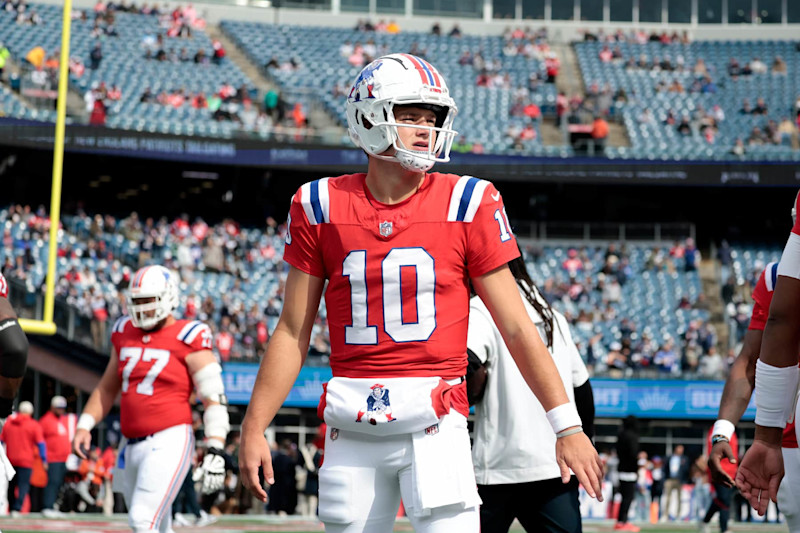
[127,433,156,445]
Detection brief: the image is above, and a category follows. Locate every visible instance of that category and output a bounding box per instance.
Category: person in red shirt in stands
[39,395,72,518]
[1,401,46,517]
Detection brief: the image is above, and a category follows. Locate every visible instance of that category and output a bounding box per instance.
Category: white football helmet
[126,265,179,330]
[346,53,458,172]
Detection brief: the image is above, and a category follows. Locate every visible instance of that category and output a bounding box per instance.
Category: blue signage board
[223,363,331,408]
[223,365,753,420]
[591,379,755,420]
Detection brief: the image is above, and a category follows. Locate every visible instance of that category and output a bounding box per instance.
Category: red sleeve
[749,270,770,331]
[282,188,325,278]
[465,182,520,277]
[0,272,7,298]
[793,189,800,236]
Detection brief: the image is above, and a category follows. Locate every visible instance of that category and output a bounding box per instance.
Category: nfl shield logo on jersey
[330,428,339,441]
[379,221,393,237]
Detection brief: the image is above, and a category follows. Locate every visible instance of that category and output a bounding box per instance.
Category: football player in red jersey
[0,271,29,514]
[72,265,230,533]
[239,54,603,533]
[737,191,800,517]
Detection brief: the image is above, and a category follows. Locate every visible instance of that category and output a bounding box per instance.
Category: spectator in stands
[730,138,746,157]
[591,115,609,155]
[89,42,102,70]
[749,56,767,74]
[747,126,766,146]
[2,401,46,517]
[777,116,798,146]
[39,396,71,518]
[431,21,441,35]
[212,39,225,65]
[698,346,725,380]
[752,97,768,116]
[676,116,691,136]
[449,23,462,37]
[0,42,9,79]
[771,55,787,75]
[683,238,699,272]
[654,338,679,375]
[544,51,559,83]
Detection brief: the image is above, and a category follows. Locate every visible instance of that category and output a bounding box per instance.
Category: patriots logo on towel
[356,383,396,425]
[379,221,393,237]
[425,424,439,436]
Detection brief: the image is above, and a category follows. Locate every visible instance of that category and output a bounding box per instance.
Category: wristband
[711,419,735,440]
[556,426,584,439]
[755,359,800,428]
[546,402,583,435]
[77,413,96,432]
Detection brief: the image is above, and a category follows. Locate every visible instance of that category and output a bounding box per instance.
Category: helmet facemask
[126,266,179,330]
[346,54,459,172]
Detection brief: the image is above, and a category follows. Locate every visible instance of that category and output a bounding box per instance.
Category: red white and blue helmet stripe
[401,54,442,88]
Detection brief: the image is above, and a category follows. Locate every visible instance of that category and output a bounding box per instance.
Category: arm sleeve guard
[573,380,596,441]
[0,318,28,379]
[192,363,230,444]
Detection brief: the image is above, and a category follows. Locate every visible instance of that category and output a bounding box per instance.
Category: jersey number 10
[343,247,436,345]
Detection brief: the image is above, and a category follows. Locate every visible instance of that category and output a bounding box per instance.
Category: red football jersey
[750,262,797,448]
[110,317,212,438]
[283,172,519,389]
[0,272,7,298]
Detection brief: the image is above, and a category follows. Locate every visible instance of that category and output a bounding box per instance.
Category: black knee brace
[0,318,28,379]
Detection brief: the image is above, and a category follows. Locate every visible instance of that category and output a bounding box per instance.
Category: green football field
[0,514,790,532]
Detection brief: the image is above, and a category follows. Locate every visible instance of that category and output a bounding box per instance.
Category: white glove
[193,446,226,494]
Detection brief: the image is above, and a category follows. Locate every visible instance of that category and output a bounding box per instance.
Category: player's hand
[73,428,92,459]
[709,440,737,487]
[556,429,604,501]
[193,446,227,494]
[735,439,783,516]
[239,427,272,503]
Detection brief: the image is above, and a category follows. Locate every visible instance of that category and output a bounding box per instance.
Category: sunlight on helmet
[126,265,180,330]
[345,53,458,172]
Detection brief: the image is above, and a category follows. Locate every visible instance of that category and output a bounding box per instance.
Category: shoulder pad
[765,261,779,292]
[177,320,212,347]
[446,175,490,223]
[112,316,132,334]
[299,178,331,225]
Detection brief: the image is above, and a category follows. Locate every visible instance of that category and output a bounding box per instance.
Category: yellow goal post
[18,0,72,337]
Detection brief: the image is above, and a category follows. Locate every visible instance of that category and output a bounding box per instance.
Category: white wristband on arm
[77,413,96,432]
[546,402,583,435]
[711,419,735,440]
[755,359,800,428]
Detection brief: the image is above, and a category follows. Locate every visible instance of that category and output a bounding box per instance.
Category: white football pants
[319,410,479,533]
[120,424,194,533]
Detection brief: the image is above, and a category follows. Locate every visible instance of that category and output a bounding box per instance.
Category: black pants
[478,476,581,533]
[704,483,734,532]
[617,480,636,524]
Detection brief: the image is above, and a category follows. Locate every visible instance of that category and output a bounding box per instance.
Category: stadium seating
[0,3,253,136]
[223,21,555,155]
[575,40,800,161]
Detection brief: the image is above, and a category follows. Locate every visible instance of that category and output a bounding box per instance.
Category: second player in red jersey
[73,265,230,533]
